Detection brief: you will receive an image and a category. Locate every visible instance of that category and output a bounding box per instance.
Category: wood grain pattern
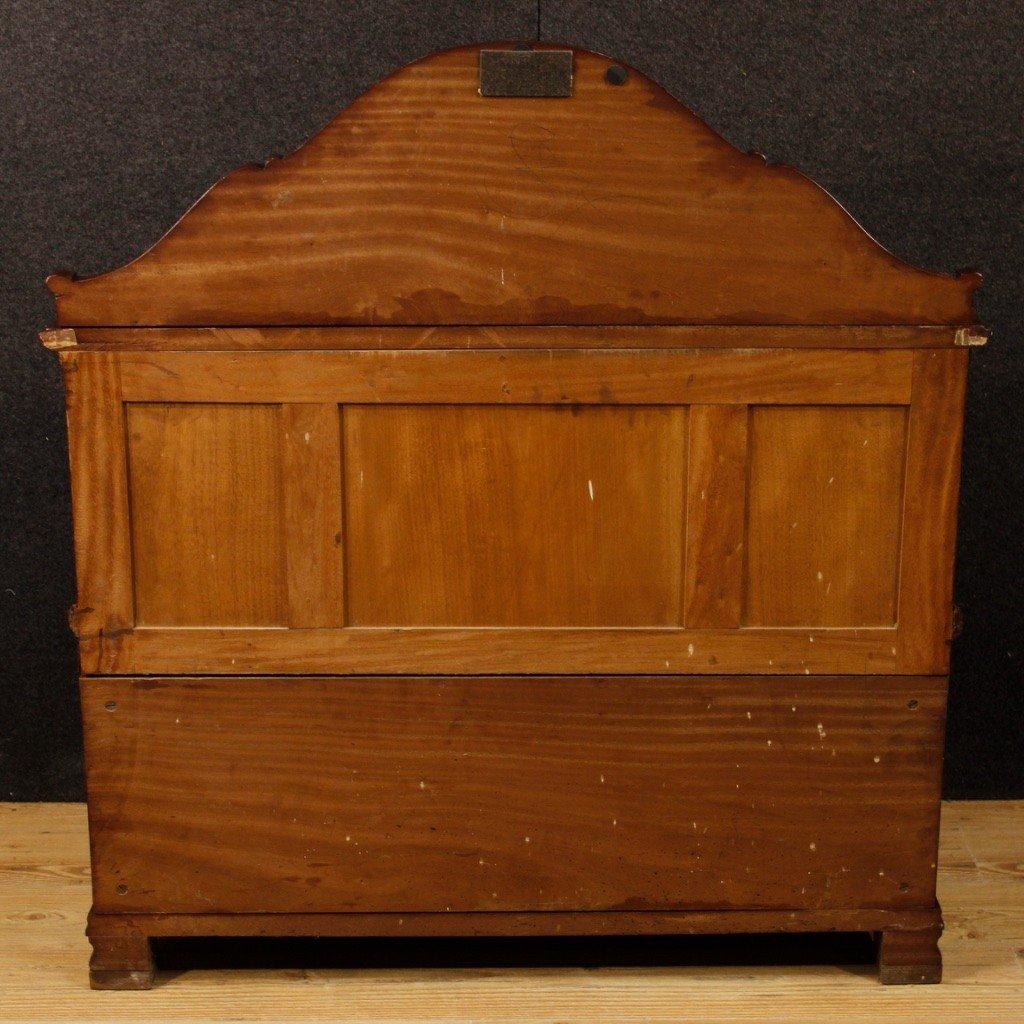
[46,47,975,327]
[126,404,285,626]
[684,405,749,627]
[81,675,945,915]
[60,352,134,654]
[64,325,971,351]
[344,405,686,626]
[745,407,907,628]
[281,404,345,627]
[7,800,1024,1011]
[897,350,969,673]
[83,626,899,676]
[114,349,915,406]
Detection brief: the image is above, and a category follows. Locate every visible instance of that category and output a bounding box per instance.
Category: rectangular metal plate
[479,49,573,98]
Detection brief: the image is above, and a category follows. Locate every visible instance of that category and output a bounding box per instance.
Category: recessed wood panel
[82,675,946,914]
[746,406,907,628]
[344,405,686,626]
[126,404,285,626]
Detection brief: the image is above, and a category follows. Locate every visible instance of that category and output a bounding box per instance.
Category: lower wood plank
[91,626,899,675]
[82,675,945,916]
[88,906,942,940]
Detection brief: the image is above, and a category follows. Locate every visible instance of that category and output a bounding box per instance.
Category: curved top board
[48,45,977,327]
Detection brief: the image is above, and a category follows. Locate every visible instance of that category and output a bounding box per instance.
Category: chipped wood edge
[953,327,988,347]
[40,327,79,350]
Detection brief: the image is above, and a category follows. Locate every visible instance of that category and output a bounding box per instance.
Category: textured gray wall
[2,2,1021,799]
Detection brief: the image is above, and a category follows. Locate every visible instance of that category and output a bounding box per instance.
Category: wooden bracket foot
[877,925,942,984]
[88,932,155,990]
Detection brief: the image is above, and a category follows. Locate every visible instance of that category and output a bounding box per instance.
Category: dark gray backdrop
[2,2,1021,800]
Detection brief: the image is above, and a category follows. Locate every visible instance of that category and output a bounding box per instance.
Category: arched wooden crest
[48,44,977,328]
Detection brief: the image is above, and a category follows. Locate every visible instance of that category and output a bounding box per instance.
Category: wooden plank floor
[1,802,1021,1022]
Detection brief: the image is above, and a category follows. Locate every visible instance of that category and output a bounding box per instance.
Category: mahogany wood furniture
[41,44,985,989]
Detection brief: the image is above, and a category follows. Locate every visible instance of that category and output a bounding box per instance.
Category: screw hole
[116,884,128,895]
[605,65,628,86]
[899,882,910,892]
[907,699,919,710]
[104,701,117,711]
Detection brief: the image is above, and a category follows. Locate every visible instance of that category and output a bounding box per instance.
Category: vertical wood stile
[62,351,134,672]
[897,349,969,672]
[281,404,346,628]
[683,405,749,628]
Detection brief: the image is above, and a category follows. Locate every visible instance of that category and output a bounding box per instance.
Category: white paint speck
[817,723,827,739]
[687,643,695,656]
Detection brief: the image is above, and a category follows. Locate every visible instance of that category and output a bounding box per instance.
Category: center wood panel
[82,675,946,915]
[343,405,687,626]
